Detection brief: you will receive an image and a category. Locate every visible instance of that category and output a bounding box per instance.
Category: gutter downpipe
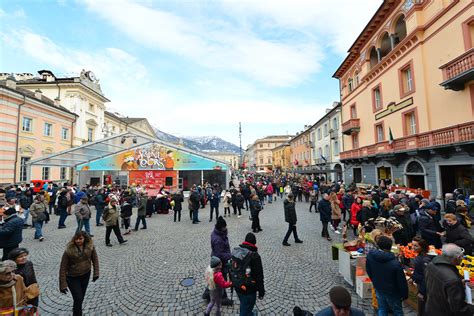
[13,94,26,184]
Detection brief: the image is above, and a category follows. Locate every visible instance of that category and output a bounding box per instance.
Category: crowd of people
[1,174,474,315]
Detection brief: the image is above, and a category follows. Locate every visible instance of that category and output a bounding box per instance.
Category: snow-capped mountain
[152,128,241,154]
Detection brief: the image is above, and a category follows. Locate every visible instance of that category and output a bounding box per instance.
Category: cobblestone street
[22,198,416,315]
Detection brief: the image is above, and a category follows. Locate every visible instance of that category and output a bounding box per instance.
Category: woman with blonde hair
[59,231,99,316]
[329,192,342,233]
[380,198,393,218]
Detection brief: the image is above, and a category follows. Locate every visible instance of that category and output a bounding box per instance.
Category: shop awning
[27,132,229,170]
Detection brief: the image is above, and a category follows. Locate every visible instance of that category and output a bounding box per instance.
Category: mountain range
[153,127,241,154]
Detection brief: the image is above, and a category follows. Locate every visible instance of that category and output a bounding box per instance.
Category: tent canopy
[27,132,229,170]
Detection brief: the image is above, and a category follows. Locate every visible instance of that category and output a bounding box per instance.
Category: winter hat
[329,286,352,308]
[215,216,227,231]
[421,198,430,205]
[0,260,16,273]
[4,207,17,216]
[210,256,221,268]
[245,232,256,245]
[8,248,29,261]
[393,205,406,213]
[426,202,438,211]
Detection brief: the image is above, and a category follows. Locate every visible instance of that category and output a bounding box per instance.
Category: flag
[389,127,394,145]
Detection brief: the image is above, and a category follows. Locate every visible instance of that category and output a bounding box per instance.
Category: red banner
[129,170,178,195]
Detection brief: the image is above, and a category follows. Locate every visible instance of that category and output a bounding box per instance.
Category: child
[204,256,232,316]
[223,191,232,217]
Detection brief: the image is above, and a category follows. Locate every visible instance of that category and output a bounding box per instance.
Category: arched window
[393,15,407,45]
[348,78,354,92]
[380,32,392,59]
[370,47,378,68]
[406,161,424,173]
[354,71,359,87]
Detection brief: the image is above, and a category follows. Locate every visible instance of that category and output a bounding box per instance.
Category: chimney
[35,89,43,100]
[54,97,61,106]
[5,75,16,89]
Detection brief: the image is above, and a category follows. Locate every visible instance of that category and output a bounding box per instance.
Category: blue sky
[0,0,381,147]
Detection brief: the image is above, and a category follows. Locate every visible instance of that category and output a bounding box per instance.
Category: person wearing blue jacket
[0,207,24,260]
[366,236,408,316]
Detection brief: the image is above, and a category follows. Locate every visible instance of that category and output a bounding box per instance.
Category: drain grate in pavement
[181,277,195,287]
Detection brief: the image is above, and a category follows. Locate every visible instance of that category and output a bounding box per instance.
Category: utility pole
[239,122,242,168]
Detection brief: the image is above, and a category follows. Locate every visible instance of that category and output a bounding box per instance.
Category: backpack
[230,247,256,294]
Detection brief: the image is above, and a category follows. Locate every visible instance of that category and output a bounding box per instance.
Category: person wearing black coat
[249,195,262,233]
[318,194,332,241]
[146,196,155,217]
[19,191,33,226]
[410,237,434,316]
[418,205,443,249]
[235,192,244,217]
[443,213,474,255]
[425,244,474,316]
[234,233,265,316]
[0,208,24,260]
[282,194,302,246]
[172,191,184,222]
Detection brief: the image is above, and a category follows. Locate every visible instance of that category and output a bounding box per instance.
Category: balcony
[342,118,360,135]
[440,48,474,91]
[340,122,474,160]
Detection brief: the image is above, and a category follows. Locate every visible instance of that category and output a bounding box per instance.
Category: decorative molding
[42,147,54,155]
[19,145,35,155]
[375,97,414,120]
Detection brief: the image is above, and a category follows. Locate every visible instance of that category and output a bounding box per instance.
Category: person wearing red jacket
[204,256,232,316]
[350,197,363,236]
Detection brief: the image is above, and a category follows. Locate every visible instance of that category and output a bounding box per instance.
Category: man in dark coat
[208,189,220,222]
[418,203,443,248]
[19,190,33,226]
[242,185,251,211]
[0,207,24,260]
[425,244,474,316]
[189,187,201,224]
[234,233,265,315]
[366,236,408,316]
[282,194,303,246]
[318,193,332,241]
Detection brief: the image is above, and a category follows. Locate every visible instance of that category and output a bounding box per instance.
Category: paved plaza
[21,199,416,315]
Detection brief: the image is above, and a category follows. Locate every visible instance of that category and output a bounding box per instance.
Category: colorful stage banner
[77,144,227,171]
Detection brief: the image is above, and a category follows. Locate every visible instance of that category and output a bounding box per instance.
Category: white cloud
[220,0,382,55]
[81,0,323,87]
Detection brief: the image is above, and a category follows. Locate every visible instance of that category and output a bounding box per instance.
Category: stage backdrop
[76,143,227,171]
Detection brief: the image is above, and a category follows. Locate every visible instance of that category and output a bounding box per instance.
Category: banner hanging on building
[76,143,227,171]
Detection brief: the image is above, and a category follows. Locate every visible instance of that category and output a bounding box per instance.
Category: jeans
[135,215,147,229]
[210,205,219,221]
[105,225,124,245]
[192,208,199,222]
[283,223,299,243]
[49,202,55,214]
[58,208,68,227]
[66,271,90,316]
[375,291,404,316]
[96,207,103,225]
[237,292,257,316]
[33,220,43,239]
[267,195,272,203]
[321,221,330,238]
[309,201,317,212]
[244,198,250,210]
[76,218,91,235]
[23,208,30,225]
[252,213,261,231]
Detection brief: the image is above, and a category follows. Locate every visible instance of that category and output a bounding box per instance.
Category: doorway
[440,164,474,197]
[353,168,362,183]
[405,160,425,189]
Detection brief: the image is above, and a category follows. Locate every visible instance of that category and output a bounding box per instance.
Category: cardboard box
[356,276,373,299]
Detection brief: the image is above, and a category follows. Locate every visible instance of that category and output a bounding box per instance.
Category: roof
[290,102,341,141]
[120,117,146,124]
[0,81,77,117]
[27,131,230,169]
[333,0,399,79]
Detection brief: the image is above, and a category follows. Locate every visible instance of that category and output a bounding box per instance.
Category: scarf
[0,278,16,288]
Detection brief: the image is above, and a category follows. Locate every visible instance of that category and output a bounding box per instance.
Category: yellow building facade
[0,79,77,184]
[334,0,474,198]
[272,143,292,171]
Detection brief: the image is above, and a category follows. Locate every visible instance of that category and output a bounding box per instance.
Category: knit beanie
[245,232,256,245]
[215,216,227,231]
[210,256,221,268]
[8,248,29,260]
